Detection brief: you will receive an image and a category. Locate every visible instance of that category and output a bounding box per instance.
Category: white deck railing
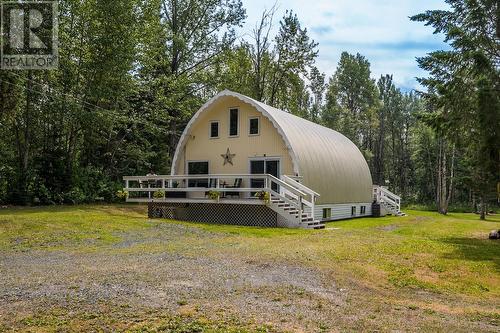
[373,185,401,213]
[281,175,320,217]
[123,174,320,219]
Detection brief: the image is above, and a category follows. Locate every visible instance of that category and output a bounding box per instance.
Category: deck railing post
[298,196,303,222]
[311,194,315,220]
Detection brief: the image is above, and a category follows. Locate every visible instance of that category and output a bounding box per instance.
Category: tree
[139,0,246,171]
[309,66,326,122]
[269,10,318,112]
[323,52,379,162]
[217,8,318,117]
[411,0,500,218]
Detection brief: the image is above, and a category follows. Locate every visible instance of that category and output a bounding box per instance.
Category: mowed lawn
[0,205,498,332]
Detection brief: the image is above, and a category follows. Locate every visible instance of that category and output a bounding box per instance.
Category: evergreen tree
[411,0,500,218]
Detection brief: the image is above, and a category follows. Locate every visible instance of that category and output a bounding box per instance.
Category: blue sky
[239,0,450,91]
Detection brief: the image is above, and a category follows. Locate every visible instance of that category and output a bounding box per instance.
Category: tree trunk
[445,145,455,210]
[479,195,486,220]
[437,137,449,215]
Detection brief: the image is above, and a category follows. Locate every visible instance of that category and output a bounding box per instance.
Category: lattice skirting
[148,202,278,227]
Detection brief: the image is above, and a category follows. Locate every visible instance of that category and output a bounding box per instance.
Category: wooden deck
[123,173,323,229]
[126,197,263,205]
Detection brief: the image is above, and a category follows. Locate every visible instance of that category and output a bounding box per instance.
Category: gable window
[229,108,239,136]
[209,121,219,138]
[322,208,331,219]
[249,117,260,135]
[351,206,356,216]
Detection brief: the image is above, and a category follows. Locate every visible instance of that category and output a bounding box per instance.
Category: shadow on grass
[440,237,500,271]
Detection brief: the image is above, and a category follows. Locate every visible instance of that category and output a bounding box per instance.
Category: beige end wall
[174,96,295,177]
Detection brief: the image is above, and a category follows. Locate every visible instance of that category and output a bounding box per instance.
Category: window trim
[248,116,260,136]
[186,160,210,175]
[209,120,219,139]
[228,107,239,137]
[186,160,210,188]
[322,208,332,220]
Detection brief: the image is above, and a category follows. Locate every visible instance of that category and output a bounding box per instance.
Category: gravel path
[0,221,346,331]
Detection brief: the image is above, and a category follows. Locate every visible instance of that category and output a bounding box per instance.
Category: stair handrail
[374,186,401,213]
[281,175,319,218]
[266,174,307,198]
[267,174,311,222]
[281,175,320,197]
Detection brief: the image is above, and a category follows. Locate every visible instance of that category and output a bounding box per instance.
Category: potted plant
[207,190,221,202]
[153,190,165,199]
[254,190,270,204]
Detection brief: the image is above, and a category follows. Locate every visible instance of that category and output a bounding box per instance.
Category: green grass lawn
[0,205,499,332]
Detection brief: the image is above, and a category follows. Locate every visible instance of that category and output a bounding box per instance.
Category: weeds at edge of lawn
[5,306,280,333]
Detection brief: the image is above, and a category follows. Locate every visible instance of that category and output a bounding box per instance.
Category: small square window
[210,121,219,138]
[322,208,331,219]
[351,206,356,216]
[249,117,260,135]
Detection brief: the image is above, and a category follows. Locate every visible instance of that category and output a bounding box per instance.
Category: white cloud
[239,0,450,90]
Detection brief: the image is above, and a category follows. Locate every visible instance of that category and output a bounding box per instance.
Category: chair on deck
[225,178,242,198]
[204,178,218,197]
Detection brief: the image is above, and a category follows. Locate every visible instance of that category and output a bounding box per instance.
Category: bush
[153,190,165,199]
[116,190,128,201]
[207,190,221,200]
[254,190,270,204]
[63,188,86,204]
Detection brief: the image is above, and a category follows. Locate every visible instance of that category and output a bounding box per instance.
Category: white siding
[304,203,373,222]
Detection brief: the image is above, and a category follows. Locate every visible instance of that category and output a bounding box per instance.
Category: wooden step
[301,221,326,230]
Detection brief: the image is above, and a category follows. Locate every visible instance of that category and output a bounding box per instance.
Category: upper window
[209,121,219,138]
[249,117,260,135]
[229,108,239,136]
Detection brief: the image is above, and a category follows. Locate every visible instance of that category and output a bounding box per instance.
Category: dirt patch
[378,224,399,231]
[0,246,347,331]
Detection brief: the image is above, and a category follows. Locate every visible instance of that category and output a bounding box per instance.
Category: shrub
[153,190,165,199]
[63,187,86,204]
[254,190,270,204]
[116,190,128,201]
[207,190,221,201]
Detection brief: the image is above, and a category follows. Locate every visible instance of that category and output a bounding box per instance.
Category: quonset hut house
[124,90,402,229]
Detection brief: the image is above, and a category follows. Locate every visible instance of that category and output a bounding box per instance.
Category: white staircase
[266,175,325,229]
[373,186,405,216]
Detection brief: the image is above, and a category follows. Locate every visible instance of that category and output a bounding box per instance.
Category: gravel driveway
[0,221,346,332]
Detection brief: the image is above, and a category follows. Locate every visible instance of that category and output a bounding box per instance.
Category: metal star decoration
[221,148,236,166]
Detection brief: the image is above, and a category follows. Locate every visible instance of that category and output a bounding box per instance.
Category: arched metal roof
[172,90,373,204]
